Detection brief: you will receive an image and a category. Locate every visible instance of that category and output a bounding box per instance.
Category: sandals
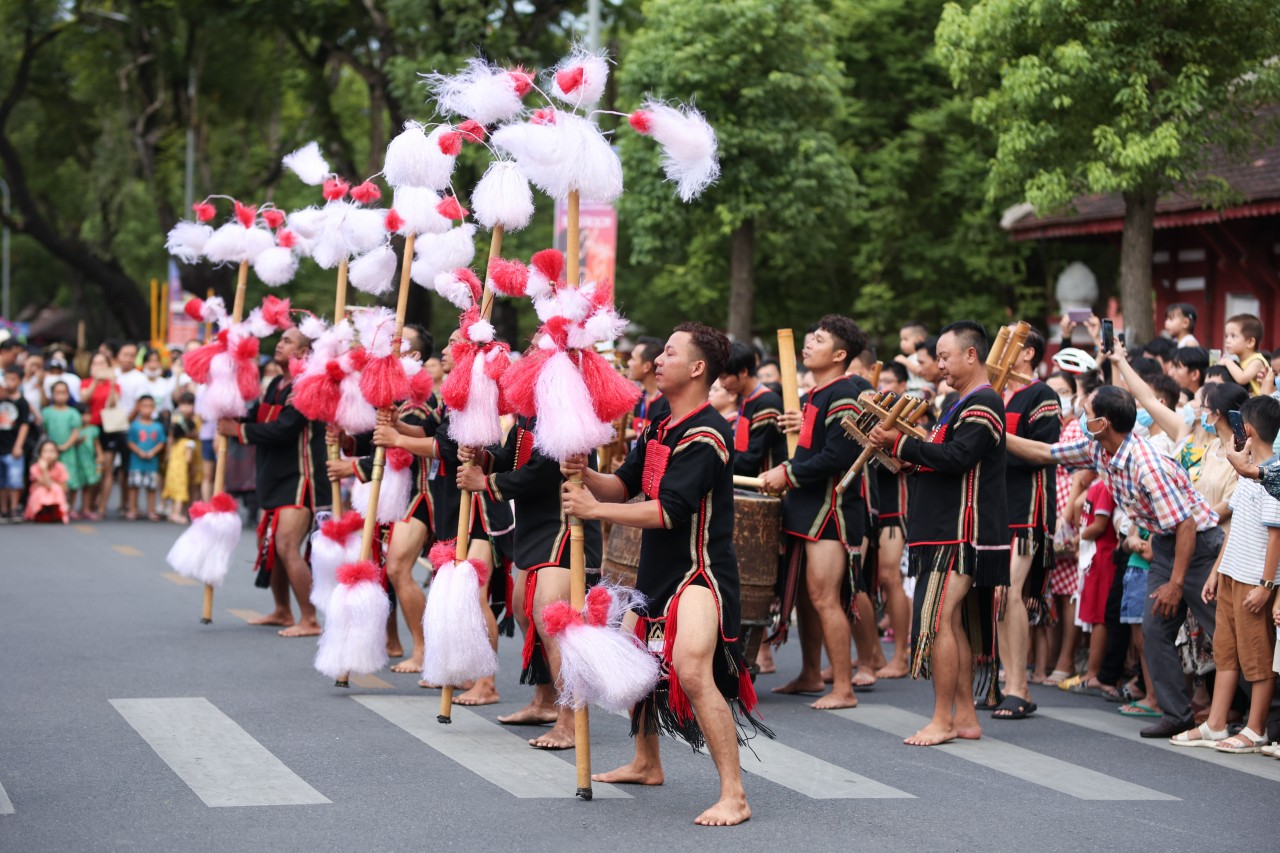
[1169,722,1229,748]
[1118,702,1161,718]
[1260,743,1280,759]
[1214,727,1267,754]
[1066,679,1120,699]
[992,695,1037,720]
[1042,669,1072,687]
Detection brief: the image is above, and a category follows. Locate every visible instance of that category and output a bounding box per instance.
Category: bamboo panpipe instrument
[985,321,1034,393]
[836,392,927,494]
[868,360,882,389]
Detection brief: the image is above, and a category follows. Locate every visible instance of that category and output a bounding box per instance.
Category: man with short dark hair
[628,335,671,439]
[1170,346,1208,393]
[1007,384,1222,738]
[562,322,767,827]
[719,341,786,477]
[915,337,941,385]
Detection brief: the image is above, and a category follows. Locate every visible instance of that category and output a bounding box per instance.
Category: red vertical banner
[555,198,617,289]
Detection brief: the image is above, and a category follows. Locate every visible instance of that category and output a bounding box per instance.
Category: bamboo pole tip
[575,787,593,801]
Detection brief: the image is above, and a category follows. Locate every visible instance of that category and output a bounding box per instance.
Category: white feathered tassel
[492,113,622,203]
[308,512,364,615]
[288,206,328,240]
[335,371,378,434]
[428,58,528,125]
[165,494,242,587]
[432,271,478,310]
[165,221,212,264]
[350,449,414,524]
[348,245,398,296]
[471,160,534,232]
[342,207,389,257]
[421,552,498,686]
[282,141,331,186]
[201,222,248,265]
[549,47,610,108]
[393,186,451,236]
[533,350,613,461]
[252,245,299,287]
[314,560,391,679]
[631,101,720,202]
[197,352,248,422]
[384,122,436,189]
[544,607,661,714]
[445,349,504,447]
[410,225,477,288]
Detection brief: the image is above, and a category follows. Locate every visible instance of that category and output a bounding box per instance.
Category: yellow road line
[349,674,394,689]
[113,544,144,557]
[161,571,198,587]
[73,524,96,535]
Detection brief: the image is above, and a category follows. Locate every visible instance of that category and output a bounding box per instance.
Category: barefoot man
[869,321,1010,745]
[561,322,770,827]
[219,326,331,637]
[759,315,871,708]
[457,415,603,749]
[871,362,914,680]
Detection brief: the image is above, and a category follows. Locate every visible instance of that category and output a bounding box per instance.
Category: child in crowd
[163,392,199,523]
[41,380,98,519]
[24,439,69,523]
[0,365,32,522]
[1064,475,1120,698]
[126,395,166,521]
[1117,520,1160,718]
[1164,302,1200,348]
[1222,313,1268,394]
[1173,395,1280,752]
[895,321,928,390]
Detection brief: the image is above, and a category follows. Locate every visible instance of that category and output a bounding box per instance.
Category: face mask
[1202,413,1215,434]
[1135,408,1153,429]
[145,368,161,379]
[1181,404,1196,427]
[1058,394,1074,415]
[1081,413,1106,438]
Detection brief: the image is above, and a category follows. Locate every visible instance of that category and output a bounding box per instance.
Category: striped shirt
[1051,433,1218,535]
[1220,459,1280,585]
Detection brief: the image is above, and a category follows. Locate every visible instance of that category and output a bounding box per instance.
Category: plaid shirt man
[1051,434,1218,535]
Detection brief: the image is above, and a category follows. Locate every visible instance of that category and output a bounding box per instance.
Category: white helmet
[1052,347,1098,374]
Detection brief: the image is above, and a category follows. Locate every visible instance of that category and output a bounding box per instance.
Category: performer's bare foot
[772,675,824,695]
[852,668,878,689]
[390,657,422,673]
[248,610,293,627]
[386,640,404,658]
[820,665,834,684]
[810,689,858,710]
[528,720,574,750]
[956,726,982,740]
[904,722,958,746]
[755,644,777,675]
[417,679,439,689]
[592,761,664,785]
[498,704,559,725]
[454,678,500,706]
[694,796,751,827]
[875,661,909,679]
[278,621,322,638]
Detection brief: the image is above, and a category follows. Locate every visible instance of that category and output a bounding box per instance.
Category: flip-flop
[1118,702,1161,717]
[992,695,1037,719]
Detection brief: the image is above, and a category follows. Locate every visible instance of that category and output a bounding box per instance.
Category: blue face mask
[1135,408,1153,429]
[1182,405,1196,427]
[1202,413,1215,433]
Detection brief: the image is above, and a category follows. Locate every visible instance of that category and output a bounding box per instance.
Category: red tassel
[436,195,468,221]
[661,598,694,723]
[188,500,212,521]
[288,357,307,379]
[322,178,350,201]
[429,539,455,569]
[581,348,641,422]
[488,258,528,297]
[263,209,286,230]
[234,200,257,228]
[437,130,463,156]
[184,298,205,322]
[322,510,365,542]
[351,180,382,204]
[585,585,610,627]
[590,279,614,311]
[482,344,510,383]
[408,369,435,406]
[210,492,238,513]
[441,343,477,411]
[521,571,538,670]
[182,340,221,384]
[277,229,296,249]
[337,559,380,586]
[555,66,584,95]
[737,663,760,713]
[542,600,580,635]
[628,110,653,134]
[261,295,292,329]
[236,352,261,402]
[347,347,370,372]
[386,447,414,471]
[531,108,556,126]
[500,348,549,418]
[467,558,490,587]
[359,353,410,408]
[192,202,216,222]
[530,249,564,283]
[458,120,486,142]
[384,209,404,233]
[293,366,342,421]
[508,68,533,97]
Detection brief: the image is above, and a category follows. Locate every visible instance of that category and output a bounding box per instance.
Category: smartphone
[1117,332,1126,348]
[1209,348,1221,366]
[1066,308,1092,323]
[1228,410,1247,452]
[1101,319,1114,354]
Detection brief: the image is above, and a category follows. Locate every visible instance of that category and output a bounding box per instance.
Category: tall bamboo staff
[201,260,249,623]
[777,328,801,460]
[438,223,504,724]
[327,259,349,516]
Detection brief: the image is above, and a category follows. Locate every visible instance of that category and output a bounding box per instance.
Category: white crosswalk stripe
[1037,706,1280,784]
[740,736,914,798]
[355,696,631,799]
[0,781,13,815]
[829,705,1178,800]
[111,698,330,807]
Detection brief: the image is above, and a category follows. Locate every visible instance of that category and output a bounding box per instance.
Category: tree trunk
[727,220,754,341]
[1119,186,1157,345]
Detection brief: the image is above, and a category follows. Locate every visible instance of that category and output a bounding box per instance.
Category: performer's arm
[233,406,305,447]
[487,450,558,502]
[562,443,639,505]
[1007,396,1061,472]
[894,408,1002,474]
[734,405,781,476]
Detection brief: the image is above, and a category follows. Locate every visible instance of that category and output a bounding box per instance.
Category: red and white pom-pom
[408,366,435,406]
[383,121,434,189]
[631,100,720,202]
[165,493,241,587]
[458,120,486,143]
[427,58,530,125]
[263,209,286,230]
[341,206,389,257]
[335,369,378,434]
[350,180,382,205]
[421,546,498,686]
[351,307,397,357]
[392,186,451,236]
[282,141,331,186]
[192,201,217,222]
[437,128,463,157]
[384,209,404,233]
[471,160,534,232]
[182,338,222,385]
[526,249,564,300]
[432,268,483,310]
[244,308,277,339]
[261,295,293,331]
[197,351,248,421]
[348,245,398,296]
[542,597,660,713]
[533,350,614,461]
[184,295,227,328]
[165,221,213,264]
[581,347,641,422]
[435,195,468,221]
[287,206,327,240]
[323,178,350,202]
[359,352,410,409]
[314,559,391,679]
[443,344,507,447]
[487,257,528,298]
[500,347,550,418]
[252,245,298,287]
[204,221,275,265]
[183,298,206,323]
[409,225,477,288]
[351,448,414,524]
[294,359,345,422]
[234,200,257,228]
[308,510,364,614]
[299,313,328,342]
[549,47,610,108]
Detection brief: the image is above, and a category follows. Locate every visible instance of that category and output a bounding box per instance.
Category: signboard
[554,198,617,287]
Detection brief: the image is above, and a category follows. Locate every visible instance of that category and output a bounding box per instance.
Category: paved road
[1,518,1275,851]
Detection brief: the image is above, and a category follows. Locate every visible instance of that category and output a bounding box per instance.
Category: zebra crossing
[76,693,1280,813]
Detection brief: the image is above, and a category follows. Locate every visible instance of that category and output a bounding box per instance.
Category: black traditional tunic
[892,384,1009,693]
[1003,381,1061,622]
[631,391,671,440]
[874,465,911,535]
[353,399,435,532]
[732,383,787,477]
[615,402,768,748]
[483,415,604,685]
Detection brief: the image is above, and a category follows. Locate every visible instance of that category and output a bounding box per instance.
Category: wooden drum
[733,488,782,667]
[602,500,643,590]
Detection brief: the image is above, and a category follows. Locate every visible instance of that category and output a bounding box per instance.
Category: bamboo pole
[203,261,249,624]
[327,259,349,517]
[438,223,505,724]
[150,278,158,351]
[205,288,214,341]
[777,329,801,460]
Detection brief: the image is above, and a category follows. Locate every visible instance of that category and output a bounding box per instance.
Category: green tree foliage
[937,0,1280,343]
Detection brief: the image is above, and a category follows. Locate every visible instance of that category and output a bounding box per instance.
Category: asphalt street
[1,517,1276,851]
